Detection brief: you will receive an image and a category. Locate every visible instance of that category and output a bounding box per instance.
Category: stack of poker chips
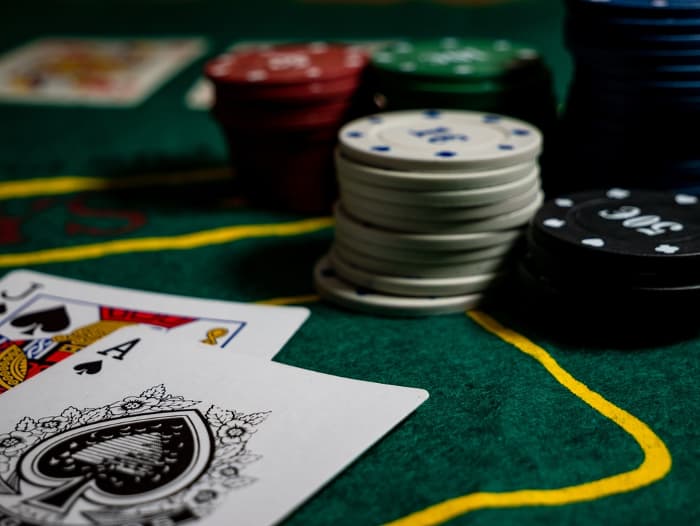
[519,188,700,332]
[313,109,544,317]
[562,0,700,195]
[369,38,557,137]
[205,43,373,213]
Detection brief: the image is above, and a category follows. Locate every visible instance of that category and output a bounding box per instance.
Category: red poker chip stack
[205,43,373,213]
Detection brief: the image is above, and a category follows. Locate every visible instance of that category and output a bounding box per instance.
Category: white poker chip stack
[314,109,544,316]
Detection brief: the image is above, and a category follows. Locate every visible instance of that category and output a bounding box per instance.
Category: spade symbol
[19,410,213,514]
[73,361,103,375]
[10,305,70,335]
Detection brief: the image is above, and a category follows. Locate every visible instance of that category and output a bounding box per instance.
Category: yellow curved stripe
[0,167,230,200]
[0,217,333,267]
[386,310,671,526]
[256,294,321,306]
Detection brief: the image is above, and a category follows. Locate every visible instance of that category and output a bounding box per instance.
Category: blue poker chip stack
[560,0,700,196]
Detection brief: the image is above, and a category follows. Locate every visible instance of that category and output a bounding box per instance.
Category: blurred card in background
[0,37,205,106]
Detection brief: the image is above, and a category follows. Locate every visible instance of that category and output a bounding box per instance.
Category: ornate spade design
[10,306,70,335]
[18,410,213,515]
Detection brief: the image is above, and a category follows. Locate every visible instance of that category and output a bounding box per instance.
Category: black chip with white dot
[530,188,700,273]
[516,189,699,341]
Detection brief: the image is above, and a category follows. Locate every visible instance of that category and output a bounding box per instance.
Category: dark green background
[1,1,698,525]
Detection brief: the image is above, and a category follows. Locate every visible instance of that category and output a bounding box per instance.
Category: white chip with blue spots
[338,165,539,207]
[338,109,542,171]
[340,180,541,222]
[334,150,537,191]
[313,255,484,316]
[329,249,502,297]
[334,203,523,251]
[340,190,544,234]
[331,242,509,279]
[333,236,517,265]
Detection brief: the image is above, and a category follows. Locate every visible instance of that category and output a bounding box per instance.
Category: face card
[0,37,205,106]
[0,328,428,525]
[0,270,309,392]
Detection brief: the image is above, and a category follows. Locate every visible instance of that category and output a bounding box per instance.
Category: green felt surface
[1,1,698,525]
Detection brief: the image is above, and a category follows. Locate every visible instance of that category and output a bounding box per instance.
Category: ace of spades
[19,410,213,515]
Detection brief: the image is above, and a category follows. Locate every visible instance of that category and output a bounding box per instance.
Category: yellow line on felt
[256,294,321,306]
[0,217,333,267]
[0,167,231,200]
[385,310,672,526]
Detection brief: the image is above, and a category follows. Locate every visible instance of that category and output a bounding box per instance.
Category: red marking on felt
[65,197,147,237]
[0,216,24,245]
[30,198,56,213]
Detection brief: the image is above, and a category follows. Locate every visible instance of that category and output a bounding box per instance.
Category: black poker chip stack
[559,0,700,196]
[516,188,700,340]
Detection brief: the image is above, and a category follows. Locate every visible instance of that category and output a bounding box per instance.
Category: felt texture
[0,1,698,524]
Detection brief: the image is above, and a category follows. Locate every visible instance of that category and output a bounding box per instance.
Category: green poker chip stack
[370,38,557,133]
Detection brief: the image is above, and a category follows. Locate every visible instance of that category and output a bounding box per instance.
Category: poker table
[2,1,699,525]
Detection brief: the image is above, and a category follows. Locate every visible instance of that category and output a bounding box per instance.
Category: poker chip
[567,0,700,18]
[371,38,543,82]
[334,151,537,191]
[369,39,557,134]
[222,127,339,212]
[329,249,502,297]
[313,107,544,317]
[205,42,374,213]
[338,110,542,171]
[333,235,520,265]
[517,256,700,339]
[205,43,368,86]
[519,189,700,330]
[378,75,551,96]
[343,191,544,234]
[338,166,539,207]
[340,181,541,223]
[212,76,365,103]
[531,188,700,265]
[331,242,510,279]
[560,0,700,193]
[334,204,524,251]
[213,99,355,130]
[313,256,484,317]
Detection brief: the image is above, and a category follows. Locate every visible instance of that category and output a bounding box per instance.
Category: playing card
[0,270,309,392]
[0,37,205,106]
[185,77,215,110]
[0,328,428,525]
